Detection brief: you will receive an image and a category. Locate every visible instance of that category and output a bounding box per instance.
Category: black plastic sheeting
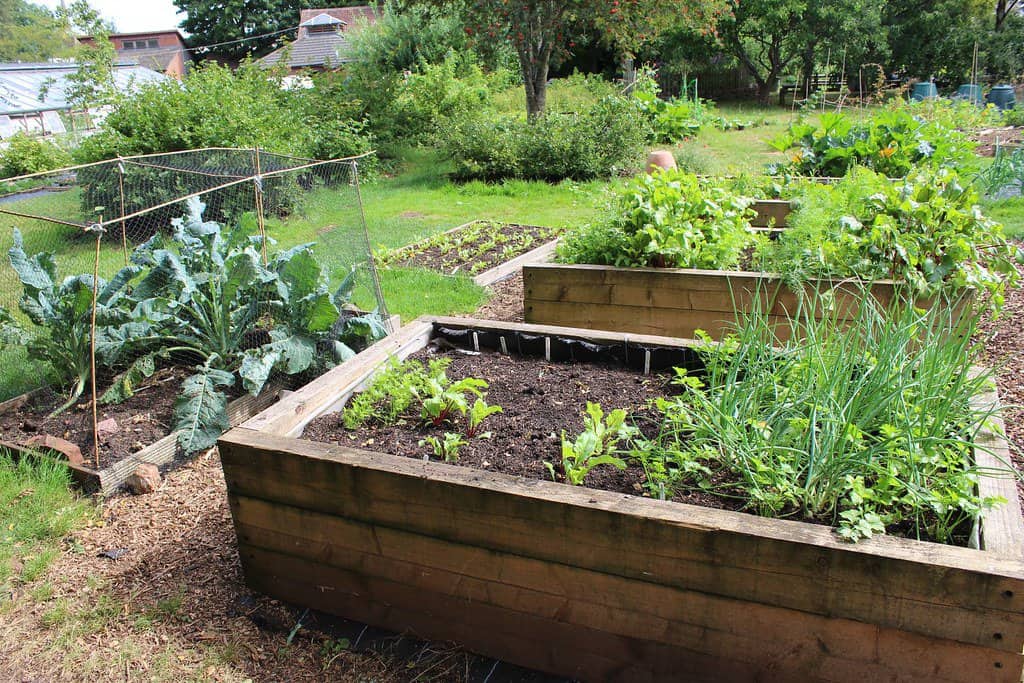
[434,325,706,375]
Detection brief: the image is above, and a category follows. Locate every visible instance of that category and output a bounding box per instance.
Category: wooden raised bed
[522,263,973,340]
[218,317,1024,683]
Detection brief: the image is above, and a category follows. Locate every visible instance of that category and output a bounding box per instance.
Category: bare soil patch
[0,369,186,470]
[974,126,1024,156]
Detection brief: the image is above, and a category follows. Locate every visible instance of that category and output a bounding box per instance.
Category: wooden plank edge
[473,239,559,287]
[972,384,1024,559]
[429,315,704,350]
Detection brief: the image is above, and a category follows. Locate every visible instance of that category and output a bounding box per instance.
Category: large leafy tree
[883,0,989,81]
[0,0,68,62]
[411,0,724,117]
[713,0,886,104]
[173,0,365,62]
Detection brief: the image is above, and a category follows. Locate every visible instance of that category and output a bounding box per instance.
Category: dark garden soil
[382,222,560,277]
[974,126,1024,156]
[304,346,742,513]
[0,368,187,470]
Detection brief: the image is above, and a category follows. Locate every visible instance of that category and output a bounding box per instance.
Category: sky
[36,0,186,34]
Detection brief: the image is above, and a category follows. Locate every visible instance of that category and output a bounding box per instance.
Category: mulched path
[380,222,560,277]
[0,368,185,470]
[977,243,1024,510]
[472,273,524,322]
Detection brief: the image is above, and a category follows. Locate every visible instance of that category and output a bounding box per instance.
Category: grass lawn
[0,453,94,604]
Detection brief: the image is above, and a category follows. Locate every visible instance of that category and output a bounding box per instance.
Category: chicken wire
[0,148,388,468]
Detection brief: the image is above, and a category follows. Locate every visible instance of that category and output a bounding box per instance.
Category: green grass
[0,452,94,595]
[982,196,1024,239]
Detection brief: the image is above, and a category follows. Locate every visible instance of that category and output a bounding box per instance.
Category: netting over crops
[0,148,389,468]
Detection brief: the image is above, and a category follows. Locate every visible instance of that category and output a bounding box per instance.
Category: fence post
[86,220,105,470]
[253,146,268,265]
[117,158,129,265]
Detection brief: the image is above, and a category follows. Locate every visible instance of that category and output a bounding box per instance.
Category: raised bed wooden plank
[239,544,765,683]
[229,493,1013,682]
[523,263,972,340]
[218,428,1024,655]
[473,239,558,287]
[973,384,1024,558]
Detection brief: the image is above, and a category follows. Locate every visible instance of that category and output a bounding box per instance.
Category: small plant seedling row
[376,220,563,277]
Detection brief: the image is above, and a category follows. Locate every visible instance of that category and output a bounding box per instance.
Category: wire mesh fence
[0,148,389,472]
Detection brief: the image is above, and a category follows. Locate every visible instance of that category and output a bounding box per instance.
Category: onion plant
[632,287,1009,543]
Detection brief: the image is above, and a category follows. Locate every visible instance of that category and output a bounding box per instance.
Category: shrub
[0,133,71,179]
[557,170,758,269]
[446,95,647,182]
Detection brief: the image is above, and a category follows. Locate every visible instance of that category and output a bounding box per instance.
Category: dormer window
[300,12,345,37]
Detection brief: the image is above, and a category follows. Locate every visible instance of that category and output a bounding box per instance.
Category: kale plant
[5,230,140,413]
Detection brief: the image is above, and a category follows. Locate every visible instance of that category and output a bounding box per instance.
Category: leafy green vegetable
[549,402,635,486]
[419,432,467,463]
[173,356,236,452]
[466,398,502,438]
[557,169,759,270]
[6,230,139,413]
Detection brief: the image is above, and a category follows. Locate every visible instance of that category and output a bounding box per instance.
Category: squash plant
[767,109,976,178]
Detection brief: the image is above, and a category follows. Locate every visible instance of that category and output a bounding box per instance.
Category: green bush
[557,170,758,269]
[0,133,71,179]
[446,95,647,182]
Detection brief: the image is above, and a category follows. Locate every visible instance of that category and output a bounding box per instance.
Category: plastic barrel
[955,84,983,105]
[911,81,938,101]
[987,85,1016,110]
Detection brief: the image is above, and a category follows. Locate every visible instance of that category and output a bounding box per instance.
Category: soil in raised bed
[0,368,218,471]
[380,222,561,277]
[303,345,741,512]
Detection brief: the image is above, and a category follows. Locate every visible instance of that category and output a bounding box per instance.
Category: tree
[0,0,68,62]
[412,0,722,117]
[883,0,989,81]
[996,0,1021,29]
[174,0,365,62]
[57,1,118,110]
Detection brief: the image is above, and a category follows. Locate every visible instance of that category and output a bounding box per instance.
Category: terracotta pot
[645,150,677,174]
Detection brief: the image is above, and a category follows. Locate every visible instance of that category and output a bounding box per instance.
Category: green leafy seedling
[466,398,502,438]
[420,432,467,463]
[551,402,634,486]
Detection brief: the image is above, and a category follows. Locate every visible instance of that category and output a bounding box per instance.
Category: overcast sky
[36,0,185,34]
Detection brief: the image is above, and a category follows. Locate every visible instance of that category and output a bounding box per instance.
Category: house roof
[300,13,344,27]
[298,6,379,27]
[0,62,167,116]
[261,5,379,70]
[260,32,355,69]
